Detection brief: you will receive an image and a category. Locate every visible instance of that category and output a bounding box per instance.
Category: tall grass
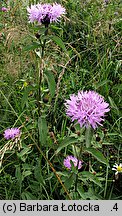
[0,0,121,200]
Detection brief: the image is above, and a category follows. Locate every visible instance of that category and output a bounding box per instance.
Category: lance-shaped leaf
[23,42,41,51]
[84,147,109,167]
[51,35,67,52]
[80,171,102,187]
[64,173,75,190]
[44,70,56,98]
[55,137,78,154]
[38,116,48,146]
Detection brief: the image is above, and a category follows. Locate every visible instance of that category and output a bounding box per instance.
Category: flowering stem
[104,149,109,198]
[37,26,48,146]
[85,126,93,148]
[38,26,48,116]
[85,126,93,172]
[38,59,44,117]
[75,143,83,192]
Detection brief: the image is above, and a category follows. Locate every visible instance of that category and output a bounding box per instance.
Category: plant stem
[38,58,44,117]
[104,165,109,198]
[104,148,109,199]
[38,27,48,117]
[75,143,83,192]
[85,126,93,148]
[37,26,48,147]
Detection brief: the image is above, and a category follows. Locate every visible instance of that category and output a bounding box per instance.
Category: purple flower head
[65,90,110,129]
[50,3,66,22]
[27,3,65,25]
[63,155,83,170]
[1,7,8,12]
[4,128,20,140]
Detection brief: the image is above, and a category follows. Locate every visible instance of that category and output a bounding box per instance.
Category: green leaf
[108,96,119,115]
[34,159,45,184]
[84,147,109,166]
[44,70,56,98]
[115,60,121,74]
[81,171,102,187]
[31,25,46,33]
[55,137,78,154]
[21,89,28,109]
[38,116,48,146]
[21,192,37,200]
[77,185,86,199]
[21,86,33,109]
[95,80,111,89]
[64,173,75,190]
[84,187,102,200]
[22,171,32,179]
[15,165,22,186]
[17,147,31,158]
[23,42,41,51]
[51,36,67,52]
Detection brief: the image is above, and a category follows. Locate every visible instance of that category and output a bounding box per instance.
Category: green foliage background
[0,0,122,200]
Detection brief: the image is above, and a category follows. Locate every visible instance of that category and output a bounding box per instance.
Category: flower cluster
[4,128,20,140]
[63,155,82,170]
[27,3,65,25]
[112,163,122,175]
[65,90,110,129]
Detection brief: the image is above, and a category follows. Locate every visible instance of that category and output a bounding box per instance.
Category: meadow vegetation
[0,0,122,200]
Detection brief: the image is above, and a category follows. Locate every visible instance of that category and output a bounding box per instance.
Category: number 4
[113,203,118,211]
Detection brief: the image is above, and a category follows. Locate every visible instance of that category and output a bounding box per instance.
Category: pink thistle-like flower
[63,155,83,170]
[27,5,40,23]
[4,128,20,140]
[1,7,8,12]
[50,3,66,22]
[65,90,110,129]
[27,3,65,25]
